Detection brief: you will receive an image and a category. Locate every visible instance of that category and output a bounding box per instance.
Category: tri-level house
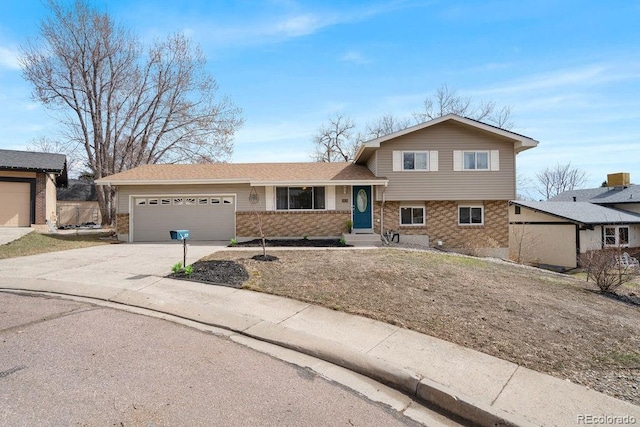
[98,114,538,256]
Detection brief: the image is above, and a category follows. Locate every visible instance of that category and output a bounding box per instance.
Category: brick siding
[236,210,350,238]
[116,213,129,235]
[374,200,508,248]
[34,173,47,224]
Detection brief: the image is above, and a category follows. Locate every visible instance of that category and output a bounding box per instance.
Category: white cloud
[340,51,371,64]
[0,45,20,70]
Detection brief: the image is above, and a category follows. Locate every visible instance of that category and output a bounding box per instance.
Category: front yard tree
[20,0,243,225]
[535,162,588,200]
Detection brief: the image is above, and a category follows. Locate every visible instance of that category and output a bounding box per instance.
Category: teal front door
[352,186,372,230]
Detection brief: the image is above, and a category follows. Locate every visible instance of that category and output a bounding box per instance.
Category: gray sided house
[0,149,67,228]
[97,114,538,254]
[509,173,640,269]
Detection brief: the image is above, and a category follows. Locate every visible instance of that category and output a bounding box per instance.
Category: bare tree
[363,113,413,140]
[413,84,514,130]
[311,114,358,162]
[20,0,243,225]
[535,162,588,200]
[26,136,84,178]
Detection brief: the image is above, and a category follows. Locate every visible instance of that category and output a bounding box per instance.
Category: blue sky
[0,1,639,193]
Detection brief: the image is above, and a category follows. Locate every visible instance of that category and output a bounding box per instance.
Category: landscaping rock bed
[231,238,349,247]
[171,260,249,288]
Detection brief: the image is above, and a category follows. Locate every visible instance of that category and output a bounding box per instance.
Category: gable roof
[354,114,539,163]
[96,162,388,186]
[0,149,68,186]
[551,184,640,205]
[511,200,640,225]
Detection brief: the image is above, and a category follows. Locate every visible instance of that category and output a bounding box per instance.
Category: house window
[276,187,325,210]
[459,206,484,225]
[514,206,521,215]
[400,207,425,226]
[604,226,629,247]
[403,151,428,171]
[463,151,489,170]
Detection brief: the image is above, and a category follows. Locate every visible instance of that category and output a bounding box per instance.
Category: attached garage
[0,181,32,227]
[131,195,236,242]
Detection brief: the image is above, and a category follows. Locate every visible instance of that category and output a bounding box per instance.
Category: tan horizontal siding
[366,152,377,175]
[376,121,516,201]
[116,184,348,214]
[117,184,259,213]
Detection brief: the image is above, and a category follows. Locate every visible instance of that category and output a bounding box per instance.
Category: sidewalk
[0,244,638,426]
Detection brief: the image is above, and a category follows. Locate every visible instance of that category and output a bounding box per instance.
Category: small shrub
[579,249,640,294]
[339,238,346,246]
[171,262,183,274]
[345,219,353,233]
[184,264,194,276]
[302,235,308,240]
[230,238,237,247]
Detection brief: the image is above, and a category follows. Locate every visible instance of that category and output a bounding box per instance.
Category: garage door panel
[0,182,31,227]
[132,196,235,242]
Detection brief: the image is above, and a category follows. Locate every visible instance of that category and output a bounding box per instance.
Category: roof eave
[249,179,388,186]
[95,178,252,186]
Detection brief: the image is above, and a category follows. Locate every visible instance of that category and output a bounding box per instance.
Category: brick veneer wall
[374,200,508,248]
[116,213,129,235]
[236,210,350,238]
[34,173,47,224]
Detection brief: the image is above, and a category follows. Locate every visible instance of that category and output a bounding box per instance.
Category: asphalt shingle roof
[0,149,67,173]
[512,200,640,225]
[97,162,386,184]
[551,185,640,204]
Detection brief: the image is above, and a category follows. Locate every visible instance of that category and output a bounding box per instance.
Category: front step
[342,233,381,247]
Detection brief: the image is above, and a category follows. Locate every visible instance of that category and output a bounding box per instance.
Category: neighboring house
[56,179,102,226]
[0,149,67,228]
[97,114,538,254]
[509,173,640,269]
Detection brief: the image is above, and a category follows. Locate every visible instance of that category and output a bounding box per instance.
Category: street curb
[0,282,532,426]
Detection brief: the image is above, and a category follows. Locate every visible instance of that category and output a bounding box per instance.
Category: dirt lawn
[206,248,640,406]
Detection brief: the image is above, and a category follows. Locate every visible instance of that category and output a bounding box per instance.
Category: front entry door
[352,186,372,230]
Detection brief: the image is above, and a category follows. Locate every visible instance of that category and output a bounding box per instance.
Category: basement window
[459,206,484,225]
[400,207,425,226]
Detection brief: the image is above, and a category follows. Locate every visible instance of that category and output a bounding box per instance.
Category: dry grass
[0,231,115,259]
[209,248,640,405]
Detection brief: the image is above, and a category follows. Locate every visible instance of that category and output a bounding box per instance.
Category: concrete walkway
[0,227,34,245]
[0,243,638,426]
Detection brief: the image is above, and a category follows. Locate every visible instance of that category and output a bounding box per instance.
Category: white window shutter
[392,151,402,171]
[429,151,438,172]
[264,186,274,211]
[453,151,463,171]
[326,186,336,210]
[490,150,500,171]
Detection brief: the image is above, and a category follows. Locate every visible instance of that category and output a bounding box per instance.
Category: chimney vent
[573,196,577,202]
[607,172,630,188]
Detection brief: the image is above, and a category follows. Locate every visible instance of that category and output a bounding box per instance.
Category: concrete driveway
[0,227,34,245]
[0,241,228,289]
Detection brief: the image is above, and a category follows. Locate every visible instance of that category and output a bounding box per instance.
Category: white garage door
[0,182,31,227]
[132,195,235,242]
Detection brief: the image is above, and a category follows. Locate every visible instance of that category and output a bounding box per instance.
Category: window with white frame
[276,187,325,210]
[604,226,629,247]
[459,206,484,225]
[463,151,489,170]
[400,206,425,226]
[402,151,428,171]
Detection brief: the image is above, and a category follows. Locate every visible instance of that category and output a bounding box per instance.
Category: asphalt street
[0,291,421,427]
